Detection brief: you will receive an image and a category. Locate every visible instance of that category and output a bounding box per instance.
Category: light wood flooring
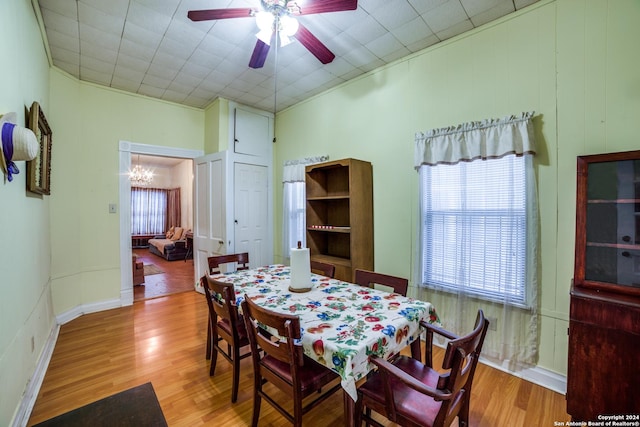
[133,248,195,301]
[27,291,569,426]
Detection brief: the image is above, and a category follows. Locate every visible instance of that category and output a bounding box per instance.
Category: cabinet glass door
[575,150,640,296]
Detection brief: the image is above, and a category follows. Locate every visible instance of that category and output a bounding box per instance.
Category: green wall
[274,0,640,377]
[48,70,205,314]
[0,0,53,424]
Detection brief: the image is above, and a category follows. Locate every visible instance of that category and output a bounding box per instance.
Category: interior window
[419,154,534,306]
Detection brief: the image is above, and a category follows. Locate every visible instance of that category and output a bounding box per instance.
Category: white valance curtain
[413,112,539,369]
[414,111,536,167]
[282,156,329,259]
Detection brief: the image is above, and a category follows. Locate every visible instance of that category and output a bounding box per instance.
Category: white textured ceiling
[38,0,538,113]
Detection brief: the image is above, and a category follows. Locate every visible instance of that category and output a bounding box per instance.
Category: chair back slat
[206,277,238,324]
[310,260,335,278]
[208,253,250,275]
[354,269,409,296]
[241,296,304,366]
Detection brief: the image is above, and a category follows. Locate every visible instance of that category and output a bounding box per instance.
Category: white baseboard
[521,365,567,395]
[479,356,567,395]
[56,298,124,325]
[11,324,60,427]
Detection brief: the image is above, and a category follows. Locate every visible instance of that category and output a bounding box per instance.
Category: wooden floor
[133,248,195,301]
[27,291,569,426]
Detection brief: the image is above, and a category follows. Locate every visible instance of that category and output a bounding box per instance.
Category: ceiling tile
[422,0,468,34]
[78,0,129,18]
[126,1,172,34]
[138,84,166,98]
[141,74,172,90]
[41,9,79,39]
[436,19,475,41]
[116,51,152,72]
[460,0,505,17]
[80,41,118,63]
[111,76,142,92]
[49,46,80,66]
[345,14,387,45]
[366,32,405,59]
[78,2,125,34]
[80,67,113,85]
[46,28,80,53]
[113,65,146,83]
[469,1,516,27]
[392,17,434,46]
[79,24,121,51]
[39,0,78,20]
[368,0,419,31]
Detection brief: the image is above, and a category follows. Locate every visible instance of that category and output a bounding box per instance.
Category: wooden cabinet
[305,158,373,282]
[568,150,640,421]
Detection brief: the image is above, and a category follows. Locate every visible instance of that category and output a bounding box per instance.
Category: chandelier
[129,155,153,186]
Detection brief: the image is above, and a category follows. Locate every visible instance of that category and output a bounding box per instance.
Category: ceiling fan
[188,0,358,69]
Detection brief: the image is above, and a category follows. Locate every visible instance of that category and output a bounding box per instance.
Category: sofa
[148,226,192,261]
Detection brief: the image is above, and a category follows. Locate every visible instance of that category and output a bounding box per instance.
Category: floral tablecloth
[212,264,440,401]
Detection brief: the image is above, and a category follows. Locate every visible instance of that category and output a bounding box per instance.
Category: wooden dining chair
[354,269,409,297]
[354,310,489,427]
[208,252,250,275]
[201,275,251,403]
[206,253,250,360]
[241,295,342,427]
[310,260,335,278]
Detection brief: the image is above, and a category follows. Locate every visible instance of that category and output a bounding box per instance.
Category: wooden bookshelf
[305,158,373,282]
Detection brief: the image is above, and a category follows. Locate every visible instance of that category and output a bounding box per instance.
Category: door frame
[118,140,203,306]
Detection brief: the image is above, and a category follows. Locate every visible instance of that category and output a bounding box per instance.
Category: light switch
[109,203,117,213]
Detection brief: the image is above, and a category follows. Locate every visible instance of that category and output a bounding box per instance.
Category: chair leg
[206,315,212,360]
[209,337,218,376]
[354,395,363,427]
[251,386,261,427]
[231,345,240,403]
[458,394,470,427]
[293,391,303,427]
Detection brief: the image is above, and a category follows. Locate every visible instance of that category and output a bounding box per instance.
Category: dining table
[211,264,440,427]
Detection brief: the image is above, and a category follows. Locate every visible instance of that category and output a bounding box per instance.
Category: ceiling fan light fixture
[280,14,299,37]
[256,28,273,45]
[255,11,274,31]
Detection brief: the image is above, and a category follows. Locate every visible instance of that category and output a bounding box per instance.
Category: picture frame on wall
[26,101,52,195]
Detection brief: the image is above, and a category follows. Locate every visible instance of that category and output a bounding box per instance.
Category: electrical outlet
[487,316,497,331]
[109,203,117,213]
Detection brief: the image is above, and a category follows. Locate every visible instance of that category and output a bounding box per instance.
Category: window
[282,156,328,258]
[131,187,167,235]
[419,154,534,306]
[283,181,307,257]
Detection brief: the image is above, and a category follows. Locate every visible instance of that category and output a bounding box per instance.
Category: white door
[234,162,269,268]
[193,151,231,292]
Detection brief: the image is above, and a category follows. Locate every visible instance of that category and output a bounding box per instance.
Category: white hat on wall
[0,112,39,182]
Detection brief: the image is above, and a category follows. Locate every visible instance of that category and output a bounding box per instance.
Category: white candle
[290,243,311,290]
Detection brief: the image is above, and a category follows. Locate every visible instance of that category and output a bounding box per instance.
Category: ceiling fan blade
[188,8,253,21]
[294,24,335,64]
[249,39,271,69]
[294,0,357,15]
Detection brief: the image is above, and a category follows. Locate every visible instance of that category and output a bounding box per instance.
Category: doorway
[118,141,204,306]
[131,154,195,301]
